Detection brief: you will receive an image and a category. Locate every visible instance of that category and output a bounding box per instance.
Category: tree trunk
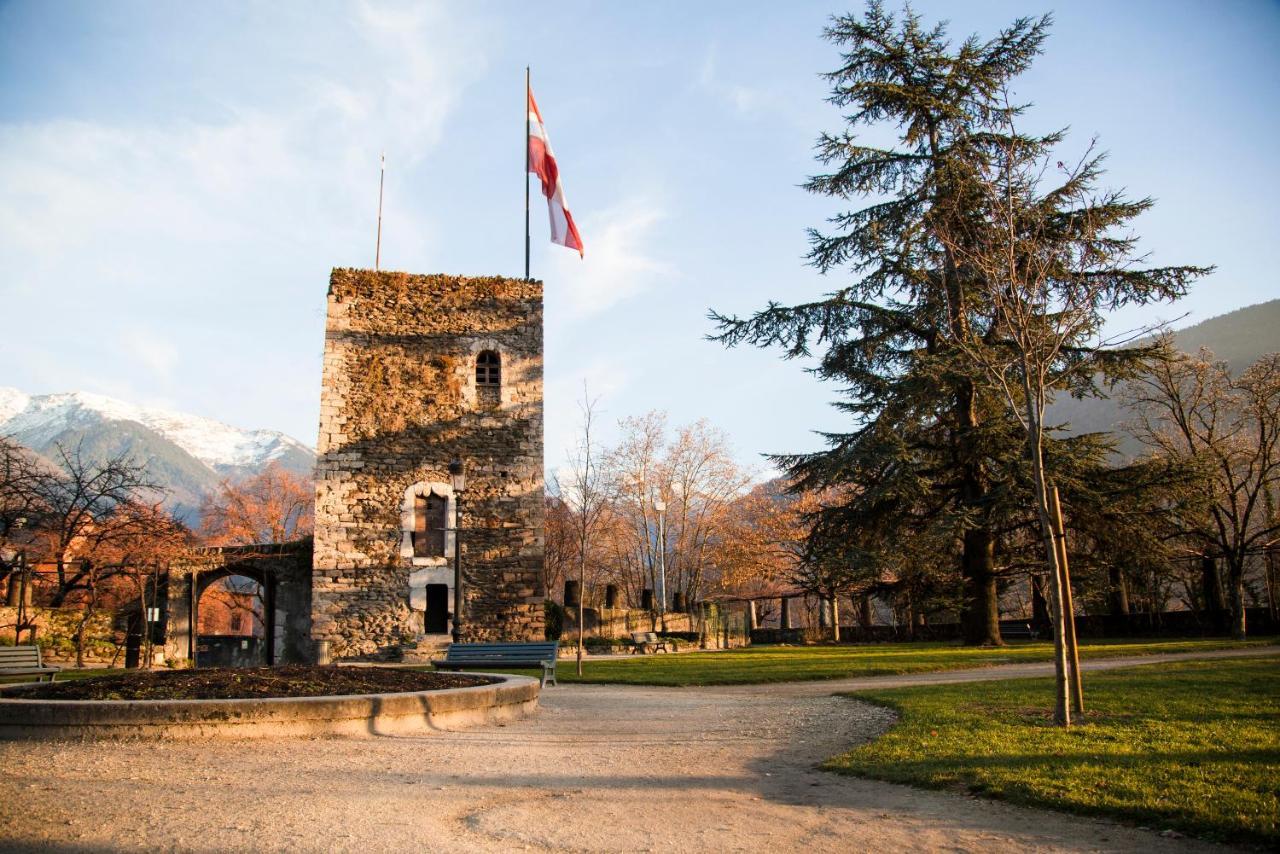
[576,538,586,677]
[952,353,1000,647]
[780,597,792,630]
[1022,375,1071,727]
[1227,558,1247,641]
[831,596,840,643]
[961,529,1002,645]
[1268,548,1279,623]
[860,593,875,639]
[1108,564,1130,616]
[1201,554,1227,633]
[74,618,87,669]
[1031,574,1050,633]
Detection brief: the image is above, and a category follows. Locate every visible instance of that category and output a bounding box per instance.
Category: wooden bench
[999,622,1038,641]
[432,641,559,688]
[629,632,669,654]
[0,645,60,682]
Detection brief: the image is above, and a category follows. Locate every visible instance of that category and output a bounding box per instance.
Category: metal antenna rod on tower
[375,152,385,271]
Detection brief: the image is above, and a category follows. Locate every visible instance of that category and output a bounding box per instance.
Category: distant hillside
[1047,299,1280,455]
[0,388,315,523]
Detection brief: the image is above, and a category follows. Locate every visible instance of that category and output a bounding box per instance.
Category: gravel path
[1,649,1270,853]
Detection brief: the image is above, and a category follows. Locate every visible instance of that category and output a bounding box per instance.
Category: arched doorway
[194,571,272,667]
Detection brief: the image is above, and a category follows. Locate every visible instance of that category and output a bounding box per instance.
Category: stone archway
[164,541,313,667]
[193,570,272,667]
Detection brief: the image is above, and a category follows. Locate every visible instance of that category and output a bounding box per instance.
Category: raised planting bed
[10,665,488,700]
[0,665,540,741]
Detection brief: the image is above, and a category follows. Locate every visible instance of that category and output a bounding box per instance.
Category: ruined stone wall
[166,540,314,665]
[312,269,545,657]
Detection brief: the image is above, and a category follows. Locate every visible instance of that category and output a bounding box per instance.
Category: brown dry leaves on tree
[709,480,819,599]
[199,462,313,546]
[542,493,580,603]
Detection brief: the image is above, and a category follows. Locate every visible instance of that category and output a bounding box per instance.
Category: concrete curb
[0,673,539,741]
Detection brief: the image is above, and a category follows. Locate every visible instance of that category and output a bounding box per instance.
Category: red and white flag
[527,86,584,257]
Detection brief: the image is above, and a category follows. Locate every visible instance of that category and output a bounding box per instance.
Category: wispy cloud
[0,1,491,435]
[122,328,180,382]
[697,43,779,118]
[545,196,673,323]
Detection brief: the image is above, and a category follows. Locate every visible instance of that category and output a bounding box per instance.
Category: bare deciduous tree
[1126,349,1280,639]
[33,442,161,610]
[199,462,313,546]
[0,437,50,555]
[936,100,1207,725]
[560,385,608,676]
[601,413,752,614]
[103,501,191,668]
[542,494,574,605]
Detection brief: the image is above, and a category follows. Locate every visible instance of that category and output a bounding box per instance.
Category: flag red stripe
[526,84,583,258]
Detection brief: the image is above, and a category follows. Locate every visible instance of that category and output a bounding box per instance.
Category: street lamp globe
[449,458,466,493]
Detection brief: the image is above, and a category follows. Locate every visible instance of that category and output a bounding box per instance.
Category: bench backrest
[443,642,559,663]
[0,645,43,668]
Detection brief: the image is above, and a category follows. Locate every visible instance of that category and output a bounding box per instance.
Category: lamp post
[652,496,667,618]
[449,458,467,643]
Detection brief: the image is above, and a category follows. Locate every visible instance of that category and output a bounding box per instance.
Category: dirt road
[1,649,1270,853]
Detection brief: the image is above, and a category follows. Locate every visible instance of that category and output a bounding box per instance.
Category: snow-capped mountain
[0,387,315,520]
[0,388,312,473]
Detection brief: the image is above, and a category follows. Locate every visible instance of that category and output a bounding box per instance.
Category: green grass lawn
[825,656,1279,846]
[10,638,1273,692]
[517,637,1274,687]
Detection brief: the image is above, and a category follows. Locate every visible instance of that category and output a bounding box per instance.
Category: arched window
[476,350,501,407]
[412,492,448,558]
[400,482,455,566]
[476,350,501,386]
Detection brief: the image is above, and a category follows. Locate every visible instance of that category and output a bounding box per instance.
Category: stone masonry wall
[312,269,545,658]
[167,541,314,665]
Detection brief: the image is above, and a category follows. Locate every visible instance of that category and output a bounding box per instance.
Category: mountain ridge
[0,387,316,522]
[1046,299,1280,453]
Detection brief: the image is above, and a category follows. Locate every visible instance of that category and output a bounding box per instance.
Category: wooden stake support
[1050,484,1084,714]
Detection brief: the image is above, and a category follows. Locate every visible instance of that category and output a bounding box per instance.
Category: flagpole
[524,66,531,281]
[375,152,385,271]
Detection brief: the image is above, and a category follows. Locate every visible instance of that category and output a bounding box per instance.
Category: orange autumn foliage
[199,463,313,546]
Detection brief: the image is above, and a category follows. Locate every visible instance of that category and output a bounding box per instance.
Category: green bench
[0,645,60,683]
[433,641,559,688]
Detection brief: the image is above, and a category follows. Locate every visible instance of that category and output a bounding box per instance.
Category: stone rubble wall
[0,606,118,664]
[166,541,314,665]
[312,269,546,658]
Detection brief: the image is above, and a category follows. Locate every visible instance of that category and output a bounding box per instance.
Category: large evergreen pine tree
[711,4,1055,645]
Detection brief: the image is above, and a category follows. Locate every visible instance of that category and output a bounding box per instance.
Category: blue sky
[2,0,1277,477]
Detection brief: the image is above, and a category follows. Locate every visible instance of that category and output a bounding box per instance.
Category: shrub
[583,635,616,653]
[544,600,564,640]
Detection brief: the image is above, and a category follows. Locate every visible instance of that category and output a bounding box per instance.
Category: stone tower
[311,268,546,658]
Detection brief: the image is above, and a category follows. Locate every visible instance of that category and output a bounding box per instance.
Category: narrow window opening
[476,350,501,407]
[476,350,501,386]
[412,492,448,558]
